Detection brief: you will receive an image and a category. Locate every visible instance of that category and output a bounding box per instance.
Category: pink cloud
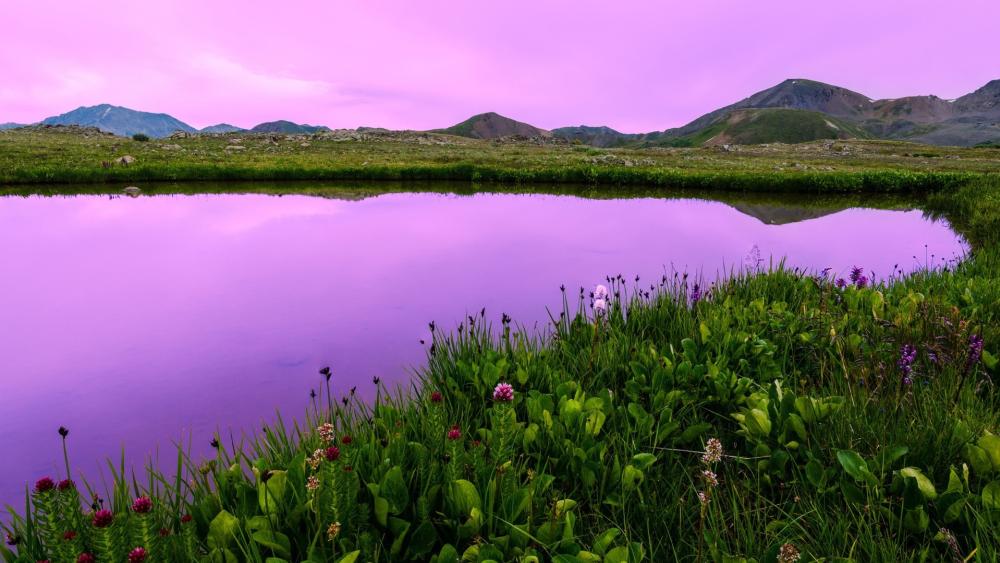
[2,0,998,131]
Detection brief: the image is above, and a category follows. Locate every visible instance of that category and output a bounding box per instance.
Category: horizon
[3,0,1000,133]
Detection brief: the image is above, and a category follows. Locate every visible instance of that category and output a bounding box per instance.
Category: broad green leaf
[207,510,239,550]
[982,481,1000,510]
[631,453,657,470]
[900,467,937,500]
[257,470,288,514]
[251,530,291,558]
[381,466,409,514]
[335,551,361,563]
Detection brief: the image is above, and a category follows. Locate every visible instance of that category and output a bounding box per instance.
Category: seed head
[777,543,801,563]
[327,521,342,541]
[306,475,320,491]
[317,423,335,443]
[702,438,724,465]
[701,469,718,487]
[58,426,70,438]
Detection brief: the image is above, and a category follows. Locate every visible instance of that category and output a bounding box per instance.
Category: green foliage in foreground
[3,177,1000,562]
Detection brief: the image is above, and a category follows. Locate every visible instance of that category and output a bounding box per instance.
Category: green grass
[3,135,1000,562]
[3,126,1000,190]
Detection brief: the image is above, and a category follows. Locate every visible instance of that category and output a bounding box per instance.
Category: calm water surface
[0,190,966,507]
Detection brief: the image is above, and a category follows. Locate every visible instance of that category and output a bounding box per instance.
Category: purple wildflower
[128,547,147,563]
[91,509,114,528]
[898,344,917,372]
[34,477,55,494]
[902,376,913,386]
[968,334,984,371]
[690,283,702,304]
[835,278,847,289]
[849,266,864,284]
[131,496,152,514]
[493,382,514,402]
[855,275,869,289]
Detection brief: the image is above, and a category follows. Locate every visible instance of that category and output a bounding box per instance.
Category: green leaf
[381,466,409,514]
[449,479,482,517]
[982,481,1000,510]
[964,443,993,476]
[805,459,826,489]
[335,551,361,563]
[622,465,644,490]
[407,521,437,558]
[899,467,937,500]
[436,544,460,563]
[207,510,239,550]
[605,546,630,563]
[251,530,291,558]
[373,496,389,527]
[836,450,869,482]
[979,434,1000,470]
[631,453,657,470]
[257,470,288,514]
[592,528,621,556]
[903,507,930,533]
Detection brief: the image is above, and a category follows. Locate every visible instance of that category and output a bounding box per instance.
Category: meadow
[2,129,1000,562]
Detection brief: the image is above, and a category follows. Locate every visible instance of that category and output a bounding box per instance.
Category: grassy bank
[3,166,1000,561]
[3,127,1000,193]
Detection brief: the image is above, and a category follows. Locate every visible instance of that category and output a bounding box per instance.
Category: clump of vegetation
[131,133,150,142]
[2,173,1000,562]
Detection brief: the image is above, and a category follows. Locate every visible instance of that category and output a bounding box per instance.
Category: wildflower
[902,376,913,386]
[210,438,220,449]
[777,543,801,563]
[325,446,341,461]
[128,546,148,563]
[701,469,718,487]
[306,476,320,491]
[158,528,170,537]
[92,509,114,528]
[77,554,95,563]
[341,435,353,445]
[493,382,514,402]
[968,334,984,370]
[317,423,335,443]
[594,284,609,300]
[58,426,69,438]
[835,278,847,289]
[593,298,608,315]
[855,275,869,288]
[63,530,77,541]
[849,266,864,284]
[319,366,331,381]
[697,491,710,507]
[57,479,75,491]
[343,465,354,472]
[181,514,193,524]
[430,391,443,403]
[308,449,324,469]
[898,344,918,378]
[34,477,55,493]
[447,425,462,441]
[690,283,702,304]
[327,521,342,541]
[132,496,152,514]
[702,438,724,465]
[928,351,939,364]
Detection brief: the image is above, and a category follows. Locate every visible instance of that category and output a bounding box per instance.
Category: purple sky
[3,0,998,132]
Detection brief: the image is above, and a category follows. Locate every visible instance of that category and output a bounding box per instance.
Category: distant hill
[200,123,245,134]
[249,120,329,134]
[551,125,636,147]
[436,112,550,139]
[0,122,26,130]
[654,108,872,147]
[41,104,195,138]
[636,78,1000,148]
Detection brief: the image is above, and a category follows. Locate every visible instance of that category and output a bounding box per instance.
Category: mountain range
[4,78,999,147]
